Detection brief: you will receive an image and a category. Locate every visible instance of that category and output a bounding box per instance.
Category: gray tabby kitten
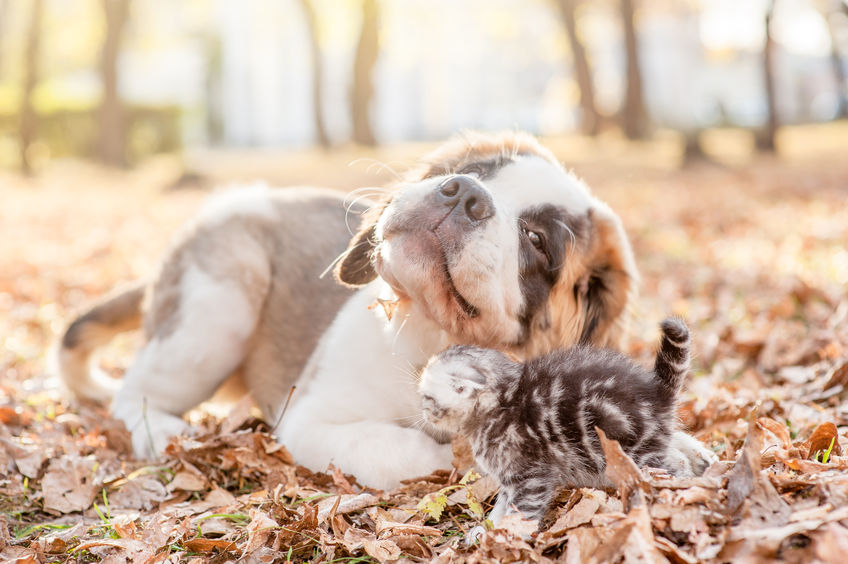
[419,318,696,526]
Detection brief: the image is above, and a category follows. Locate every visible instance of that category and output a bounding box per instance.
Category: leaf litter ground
[1,130,848,562]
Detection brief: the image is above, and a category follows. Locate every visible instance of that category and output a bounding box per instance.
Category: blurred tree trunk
[203,34,223,145]
[619,0,648,139]
[682,131,708,164]
[757,0,778,152]
[351,0,378,146]
[97,0,131,167]
[0,0,9,75]
[298,0,330,147]
[554,0,600,136]
[824,7,847,117]
[19,0,43,175]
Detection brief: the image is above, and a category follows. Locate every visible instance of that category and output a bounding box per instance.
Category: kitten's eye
[455,386,465,394]
[523,228,544,251]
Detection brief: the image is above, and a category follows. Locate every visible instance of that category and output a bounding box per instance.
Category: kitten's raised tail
[654,318,690,400]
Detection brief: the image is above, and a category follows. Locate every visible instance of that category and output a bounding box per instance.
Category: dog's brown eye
[455,386,465,394]
[523,228,544,251]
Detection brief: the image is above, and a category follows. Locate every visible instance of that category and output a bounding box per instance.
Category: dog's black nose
[437,175,495,222]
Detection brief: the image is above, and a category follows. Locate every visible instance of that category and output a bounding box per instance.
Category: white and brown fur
[56,131,711,489]
[418,318,709,527]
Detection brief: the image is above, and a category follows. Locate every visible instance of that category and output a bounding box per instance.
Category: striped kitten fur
[419,318,692,526]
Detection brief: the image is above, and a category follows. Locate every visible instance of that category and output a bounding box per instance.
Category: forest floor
[1,123,848,562]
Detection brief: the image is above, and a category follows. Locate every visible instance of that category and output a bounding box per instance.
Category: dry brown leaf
[316,493,378,524]
[447,474,499,506]
[368,297,399,321]
[182,538,237,554]
[725,419,763,515]
[654,536,699,564]
[672,486,717,505]
[111,515,137,539]
[3,440,48,478]
[813,522,848,564]
[330,464,357,494]
[369,507,442,538]
[547,494,601,534]
[669,506,706,534]
[477,527,539,562]
[41,455,98,514]
[497,512,539,539]
[109,473,168,511]
[757,417,791,448]
[597,427,648,510]
[219,394,255,434]
[561,526,610,564]
[805,422,842,460]
[167,470,208,492]
[391,534,433,559]
[342,527,402,561]
[244,508,278,553]
[0,406,30,426]
[823,360,848,390]
[451,434,474,472]
[73,538,147,554]
[726,505,848,556]
[585,504,667,564]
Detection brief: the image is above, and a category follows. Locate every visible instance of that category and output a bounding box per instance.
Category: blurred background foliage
[0,0,846,173]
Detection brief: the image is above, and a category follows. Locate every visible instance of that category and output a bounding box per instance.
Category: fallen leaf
[726,419,764,515]
[330,464,357,494]
[369,507,442,538]
[823,360,848,390]
[597,427,648,510]
[758,416,791,449]
[451,434,474,472]
[182,538,237,554]
[805,422,842,460]
[220,394,255,434]
[316,493,378,524]
[244,508,278,553]
[547,494,601,534]
[497,512,538,538]
[41,455,98,514]
[585,504,667,564]
[342,527,402,561]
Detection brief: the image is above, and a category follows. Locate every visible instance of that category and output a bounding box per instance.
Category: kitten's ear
[334,194,392,287]
[577,207,638,348]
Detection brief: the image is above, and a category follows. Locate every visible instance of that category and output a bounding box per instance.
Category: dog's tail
[654,317,690,402]
[52,281,146,402]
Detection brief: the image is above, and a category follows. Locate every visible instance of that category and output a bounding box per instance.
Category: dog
[57,131,714,489]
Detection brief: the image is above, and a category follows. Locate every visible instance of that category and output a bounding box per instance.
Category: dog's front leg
[278,419,452,490]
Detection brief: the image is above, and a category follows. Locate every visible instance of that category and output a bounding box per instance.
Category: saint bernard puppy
[57,132,714,489]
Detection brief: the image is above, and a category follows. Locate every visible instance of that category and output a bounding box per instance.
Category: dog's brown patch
[518,204,637,357]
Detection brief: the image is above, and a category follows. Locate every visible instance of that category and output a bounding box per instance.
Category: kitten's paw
[465,525,487,546]
[669,431,717,476]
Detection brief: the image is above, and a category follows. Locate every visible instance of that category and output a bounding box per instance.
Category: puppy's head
[418,345,513,433]
[336,131,637,354]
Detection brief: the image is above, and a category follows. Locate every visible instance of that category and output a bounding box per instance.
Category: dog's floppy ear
[334,200,387,287]
[577,207,637,348]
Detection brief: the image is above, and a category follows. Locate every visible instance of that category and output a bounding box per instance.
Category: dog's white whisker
[319,243,364,280]
[348,158,404,182]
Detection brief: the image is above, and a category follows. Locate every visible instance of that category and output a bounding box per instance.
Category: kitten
[418,318,696,526]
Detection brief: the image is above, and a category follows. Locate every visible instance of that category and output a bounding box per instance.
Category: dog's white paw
[129,412,189,459]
